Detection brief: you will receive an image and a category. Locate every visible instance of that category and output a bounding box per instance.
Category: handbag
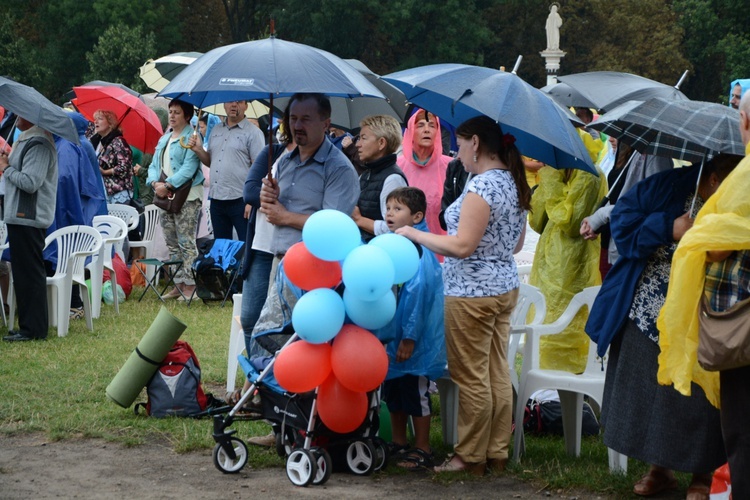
[697,295,750,371]
[152,170,192,214]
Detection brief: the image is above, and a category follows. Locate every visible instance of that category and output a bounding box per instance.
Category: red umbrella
[72,85,164,153]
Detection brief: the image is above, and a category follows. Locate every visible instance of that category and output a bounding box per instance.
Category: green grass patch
[1,288,688,496]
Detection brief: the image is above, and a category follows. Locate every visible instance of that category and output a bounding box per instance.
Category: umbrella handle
[179,109,202,149]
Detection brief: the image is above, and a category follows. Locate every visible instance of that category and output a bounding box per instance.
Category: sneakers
[69,307,85,320]
[247,432,276,447]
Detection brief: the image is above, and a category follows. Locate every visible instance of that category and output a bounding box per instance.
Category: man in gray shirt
[189,100,265,239]
[256,93,360,257]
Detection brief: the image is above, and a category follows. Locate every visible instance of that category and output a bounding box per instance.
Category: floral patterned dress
[95,131,133,204]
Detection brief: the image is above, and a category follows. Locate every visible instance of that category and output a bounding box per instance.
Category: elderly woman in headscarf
[397,109,452,238]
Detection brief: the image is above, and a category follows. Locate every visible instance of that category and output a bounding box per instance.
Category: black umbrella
[63,80,142,103]
[541,82,597,109]
[0,76,78,143]
[558,71,688,112]
[588,97,743,163]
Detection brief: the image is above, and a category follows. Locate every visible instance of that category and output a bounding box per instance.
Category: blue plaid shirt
[704,249,750,312]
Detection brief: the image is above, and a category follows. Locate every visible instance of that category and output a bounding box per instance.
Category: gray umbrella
[558,71,688,112]
[263,59,408,131]
[541,81,597,109]
[0,77,78,144]
[588,97,744,163]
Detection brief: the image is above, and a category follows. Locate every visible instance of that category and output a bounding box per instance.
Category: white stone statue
[545,4,562,51]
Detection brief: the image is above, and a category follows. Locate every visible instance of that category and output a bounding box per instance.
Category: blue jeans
[210,197,247,240]
[241,249,274,357]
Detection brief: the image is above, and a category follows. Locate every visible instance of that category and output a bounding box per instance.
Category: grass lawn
[0,287,696,495]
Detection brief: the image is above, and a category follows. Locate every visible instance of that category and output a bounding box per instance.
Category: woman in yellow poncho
[529,166,606,372]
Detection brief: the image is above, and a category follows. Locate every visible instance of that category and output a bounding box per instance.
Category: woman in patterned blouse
[90,109,133,204]
[397,115,531,475]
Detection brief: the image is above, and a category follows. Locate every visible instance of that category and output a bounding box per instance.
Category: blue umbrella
[159,36,385,107]
[382,64,596,174]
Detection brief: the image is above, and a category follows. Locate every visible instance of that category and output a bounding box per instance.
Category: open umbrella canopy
[557,71,688,113]
[159,36,385,108]
[541,81,597,109]
[383,63,596,174]
[589,97,744,163]
[0,76,78,143]
[63,80,142,103]
[72,85,163,153]
[263,59,409,131]
[139,52,203,93]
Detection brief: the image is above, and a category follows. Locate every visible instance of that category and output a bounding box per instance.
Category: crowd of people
[0,75,749,499]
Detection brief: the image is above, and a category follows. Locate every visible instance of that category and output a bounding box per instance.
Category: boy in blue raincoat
[378,187,445,470]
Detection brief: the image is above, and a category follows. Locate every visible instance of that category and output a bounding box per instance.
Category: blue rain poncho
[378,220,446,381]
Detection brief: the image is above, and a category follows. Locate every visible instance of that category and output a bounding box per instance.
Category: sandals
[386,442,409,457]
[396,448,434,471]
[69,307,84,320]
[633,468,679,496]
[434,455,486,476]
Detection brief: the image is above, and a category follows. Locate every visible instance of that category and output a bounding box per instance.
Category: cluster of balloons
[272,209,421,433]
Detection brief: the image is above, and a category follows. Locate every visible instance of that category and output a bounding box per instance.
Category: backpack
[134,340,210,417]
[522,394,600,437]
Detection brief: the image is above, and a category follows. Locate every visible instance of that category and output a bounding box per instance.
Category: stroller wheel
[311,447,332,485]
[286,449,317,487]
[371,437,389,472]
[275,430,293,458]
[346,440,376,476]
[212,437,248,474]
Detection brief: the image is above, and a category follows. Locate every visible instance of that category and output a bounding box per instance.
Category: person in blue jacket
[378,186,445,471]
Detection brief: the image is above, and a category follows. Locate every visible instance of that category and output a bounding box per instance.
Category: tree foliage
[85,25,157,93]
[0,0,746,105]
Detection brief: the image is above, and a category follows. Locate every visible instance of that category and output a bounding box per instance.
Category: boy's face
[385,199,423,231]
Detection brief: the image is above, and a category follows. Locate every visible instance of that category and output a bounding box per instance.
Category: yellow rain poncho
[657,144,750,408]
[529,166,607,373]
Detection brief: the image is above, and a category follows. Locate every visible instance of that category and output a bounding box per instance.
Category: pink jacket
[396,111,451,237]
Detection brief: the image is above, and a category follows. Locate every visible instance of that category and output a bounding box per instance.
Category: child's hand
[396,339,415,362]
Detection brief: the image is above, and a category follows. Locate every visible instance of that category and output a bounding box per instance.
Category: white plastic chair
[226,293,245,393]
[514,250,535,267]
[511,286,627,473]
[437,282,547,446]
[88,216,129,318]
[107,203,139,261]
[44,225,103,337]
[129,204,162,282]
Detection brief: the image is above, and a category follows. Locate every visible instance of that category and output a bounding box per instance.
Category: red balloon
[317,374,368,433]
[283,241,342,291]
[331,325,389,392]
[274,341,332,393]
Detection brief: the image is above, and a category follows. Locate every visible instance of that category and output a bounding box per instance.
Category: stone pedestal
[540,48,566,86]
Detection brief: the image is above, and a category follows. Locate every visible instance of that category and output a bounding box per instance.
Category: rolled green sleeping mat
[106,306,187,408]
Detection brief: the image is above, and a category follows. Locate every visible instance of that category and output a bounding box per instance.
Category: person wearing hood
[0,116,57,341]
[90,109,133,204]
[397,109,452,239]
[351,115,407,242]
[69,111,107,218]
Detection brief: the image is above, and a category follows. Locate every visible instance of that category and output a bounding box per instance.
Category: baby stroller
[191,238,244,306]
[210,263,389,486]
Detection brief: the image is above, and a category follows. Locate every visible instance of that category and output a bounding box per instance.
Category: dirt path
[0,434,605,499]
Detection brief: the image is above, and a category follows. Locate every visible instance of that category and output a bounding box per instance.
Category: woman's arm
[396,192,489,258]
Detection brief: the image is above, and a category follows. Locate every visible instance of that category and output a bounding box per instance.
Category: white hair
[741,90,750,115]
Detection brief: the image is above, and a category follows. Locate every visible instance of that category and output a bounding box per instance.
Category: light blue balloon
[292,288,345,344]
[302,209,361,262]
[369,233,420,284]
[344,287,396,330]
[342,245,394,302]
